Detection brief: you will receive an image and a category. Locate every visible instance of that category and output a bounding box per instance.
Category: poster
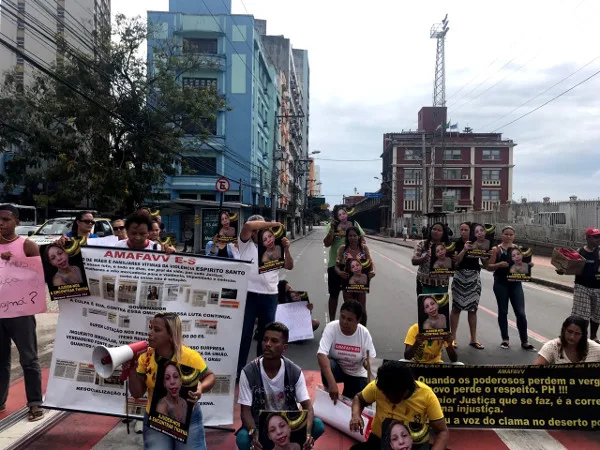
[201,208,220,250]
[40,243,90,301]
[507,246,533,282]
[467,223,495,258]
[148,360,198,443]
[44,247,251,426]
[429,242,456,276]
[258,410,309,450]
[344,258,371,293]
[258,226,286,274]
[399,362,600,431]
[275,301,314,342]
[313,387,373,442]
[417,294,450,340]
[381,418,429,450]
[214,210,238,244]
[0,254,47,319]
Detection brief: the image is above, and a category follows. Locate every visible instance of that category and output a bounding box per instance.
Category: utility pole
[271,113,279,222]
[430,15,449,107]
[421,132,427,221]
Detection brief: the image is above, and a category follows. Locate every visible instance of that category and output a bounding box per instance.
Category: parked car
[15,225,40,237]
[28,217,113,245]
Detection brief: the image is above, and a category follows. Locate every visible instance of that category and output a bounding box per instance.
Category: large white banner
[44,246,250,426]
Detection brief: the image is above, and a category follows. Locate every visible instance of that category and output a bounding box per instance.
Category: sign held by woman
[417,294,450,340]
[258,226,286,274]
[258,410,309,450]
[507,246,533,282]
[41,242,90,300]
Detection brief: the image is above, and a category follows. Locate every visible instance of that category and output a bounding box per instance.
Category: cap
[585,228,600,238]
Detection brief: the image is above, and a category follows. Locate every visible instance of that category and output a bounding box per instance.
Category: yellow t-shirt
[136,345,208,413]
[404,323,447,364]
[361,380,444,439]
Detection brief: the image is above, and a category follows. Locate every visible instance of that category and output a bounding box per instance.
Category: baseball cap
[585,228,600,238]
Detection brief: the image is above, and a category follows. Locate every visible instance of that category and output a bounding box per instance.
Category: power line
[314,158,380,162]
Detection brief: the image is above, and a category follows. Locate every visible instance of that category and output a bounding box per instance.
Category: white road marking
[495,429,567,450]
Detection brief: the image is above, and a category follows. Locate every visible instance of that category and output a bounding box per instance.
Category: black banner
[406,363,600,430]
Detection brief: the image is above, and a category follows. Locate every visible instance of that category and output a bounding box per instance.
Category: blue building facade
[147,0,278,243]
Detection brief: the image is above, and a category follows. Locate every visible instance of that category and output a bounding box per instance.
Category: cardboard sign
[214,210,238,245]
[344,258,371,293]
[0,255,47,319]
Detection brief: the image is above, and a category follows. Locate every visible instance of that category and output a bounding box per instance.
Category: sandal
[521,343,537,352]
[28,406,44,422]
[0,404,5,412]
[469,342,485,350]
[500,342,509,349]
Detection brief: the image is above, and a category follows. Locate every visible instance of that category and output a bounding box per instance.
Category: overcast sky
[117,0,600,206]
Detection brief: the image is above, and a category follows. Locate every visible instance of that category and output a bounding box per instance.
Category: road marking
[370,249,416,274]
[495,429,567,450]
[523,282,572,299]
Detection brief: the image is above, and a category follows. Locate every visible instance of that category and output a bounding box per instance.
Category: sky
[115,0,600,206]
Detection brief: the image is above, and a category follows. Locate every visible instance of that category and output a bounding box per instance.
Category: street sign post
[365,192,382,199]
[216,176,230,211]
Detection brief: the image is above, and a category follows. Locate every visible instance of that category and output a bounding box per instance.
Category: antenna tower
[430,14,449,107]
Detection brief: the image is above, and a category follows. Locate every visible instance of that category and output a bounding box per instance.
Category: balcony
[435,177,472,187]
[404,200,417,211]
[482,200,500,211]
[179,53,226,72]
[482,179,501,186]
[403,179,422,186]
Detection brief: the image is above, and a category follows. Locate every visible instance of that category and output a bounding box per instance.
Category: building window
[443,189,458,198]
[225,194,239,202]
[482,169,500,180]
[443,168,461,179]
[443,149,461,160]
[183,38,218,55]
[482,190,500,201]
[179,193,197,200]
[200,194,217,201]
[404,169,420,180]
[404,188,417,200]
[482,149,500,160]
[183,77,217,89]
[181,157,217,176]
[404,148,420,160]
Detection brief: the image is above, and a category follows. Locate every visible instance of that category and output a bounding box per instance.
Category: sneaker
[0,404,6,412]
[500,342,509,349]
[521,343,537,352]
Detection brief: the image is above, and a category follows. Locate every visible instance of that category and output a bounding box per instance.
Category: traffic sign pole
[215,177,231,212]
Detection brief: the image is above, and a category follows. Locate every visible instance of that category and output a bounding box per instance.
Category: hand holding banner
[0,255,47,319]
[313,387,373,442]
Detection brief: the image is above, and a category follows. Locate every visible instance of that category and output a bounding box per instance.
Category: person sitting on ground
[534,315,600,364]
[237,322,324,450]
[349,360,449,450]
[317,300,376,402]
[278,280,319,331]
[404,323,457,364]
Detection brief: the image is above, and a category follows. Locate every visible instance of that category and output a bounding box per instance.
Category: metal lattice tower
[430,15,449,107]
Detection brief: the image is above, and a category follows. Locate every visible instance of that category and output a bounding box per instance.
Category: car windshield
[15,226,37,236]
[35,219,73,236]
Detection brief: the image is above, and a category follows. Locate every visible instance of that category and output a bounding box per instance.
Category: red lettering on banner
[334,344,360,353]
[102,250,169,262]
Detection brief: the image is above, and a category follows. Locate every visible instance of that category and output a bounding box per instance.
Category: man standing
[557,227,600,342]
[236,216,293,378]
[0,204,44,421]
[237,322,324,450]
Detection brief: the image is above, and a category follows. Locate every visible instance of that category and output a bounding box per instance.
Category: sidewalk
[366,234,575,293]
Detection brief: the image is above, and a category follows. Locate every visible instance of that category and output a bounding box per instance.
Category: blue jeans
[143,403,206,449]
[493,281,528,343]
[236,418,325,450]
[321,358,368,399]
[236,292,278,377]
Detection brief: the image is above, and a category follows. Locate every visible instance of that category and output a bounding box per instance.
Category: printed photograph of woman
[155,361,189,423]
[258,227,286,273]
[265,413,301,450]
[382,420,413,450]
[422,296,447,330]
[45,244,84,286]
[147,285,160,300]
[214,210,237,243]
[472,224,491,252]
[348,259,369,286]
[258,411,309,450]
[417,294,450,339]
[431,244,453,270]
[509,248,529,275]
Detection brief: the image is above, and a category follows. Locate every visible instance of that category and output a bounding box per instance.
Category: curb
[289,229,314,243]
[366,234,575,294]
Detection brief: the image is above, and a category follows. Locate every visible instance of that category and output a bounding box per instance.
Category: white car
[28,217,114,245]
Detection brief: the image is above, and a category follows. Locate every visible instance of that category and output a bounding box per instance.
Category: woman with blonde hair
[129,312,216,449]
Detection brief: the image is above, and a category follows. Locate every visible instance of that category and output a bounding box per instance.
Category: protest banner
[507,246,533,282]
[41,243,90,301]
[417,294,450,340]
[0,255,47,319]
[313,387,373,442]
[429,242,456,277]
[404,362,600,430]
[258,226,286,274]
[44,247,251,426]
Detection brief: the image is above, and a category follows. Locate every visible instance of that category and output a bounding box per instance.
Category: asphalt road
[282,226,573,369]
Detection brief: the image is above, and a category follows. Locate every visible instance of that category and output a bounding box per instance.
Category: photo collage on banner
[43,246,251,426]
[429,242,456,277]
[507,246,533,282]
[381,418,429,450]
[417,293,450,340]
[147,359,200,443]
[40,242,90,301]
[258,410,308,450]
[466,223,495,259]
[258,226,286,274]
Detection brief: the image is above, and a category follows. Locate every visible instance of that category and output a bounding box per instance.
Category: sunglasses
[79,220,95,225]
[114,226,126,231]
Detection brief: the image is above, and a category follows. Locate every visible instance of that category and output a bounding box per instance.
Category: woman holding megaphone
[128,312,216,449]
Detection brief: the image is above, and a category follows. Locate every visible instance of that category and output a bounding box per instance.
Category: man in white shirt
[237,322,324,450]
[236,215,294,379]
[113,213,162,251]
[317,300,376,402]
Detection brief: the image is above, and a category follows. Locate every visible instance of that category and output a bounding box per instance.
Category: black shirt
[575,247,600,289]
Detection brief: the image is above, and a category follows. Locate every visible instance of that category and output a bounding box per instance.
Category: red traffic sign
[215,176,230,193]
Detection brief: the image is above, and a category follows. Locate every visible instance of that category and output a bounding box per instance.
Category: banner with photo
[466,223,495,259]
[41,242,90,301]
[258,226,286,274]
[343,258,372,294]
[507,246,533,282]
[44,247,251,426]
[417,293,450,340]
[429,242,456,277]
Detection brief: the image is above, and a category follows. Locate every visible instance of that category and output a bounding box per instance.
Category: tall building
[147,0,280,242]
[0,0,111,87]
[381,106,515,231]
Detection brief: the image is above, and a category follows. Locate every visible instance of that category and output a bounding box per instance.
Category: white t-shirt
[113,240,162,251]
[538,337,600,364]
[238,237,279,294]
[317,321,376,378]
[237,358,310,410]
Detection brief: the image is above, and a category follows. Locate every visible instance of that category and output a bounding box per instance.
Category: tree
[0,15,227,212]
